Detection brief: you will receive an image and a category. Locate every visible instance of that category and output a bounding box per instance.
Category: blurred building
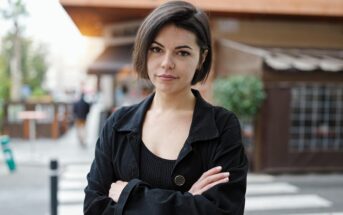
[59,0,343,172]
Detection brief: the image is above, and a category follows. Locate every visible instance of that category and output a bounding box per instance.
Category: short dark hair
[132,0,212,85]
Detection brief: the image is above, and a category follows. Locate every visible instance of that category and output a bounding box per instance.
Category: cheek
[185,60,200,75]
[188,54,201,69]
[147,56,158,71]
[146,59,154,76]
[146,61,158,81]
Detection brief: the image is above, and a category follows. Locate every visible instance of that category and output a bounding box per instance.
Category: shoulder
[193,89,241,134]
[211,105,241,132]
[196,93,240,129]
[98,104,138,141]
[106,93,155,132]
[106,104,140,127]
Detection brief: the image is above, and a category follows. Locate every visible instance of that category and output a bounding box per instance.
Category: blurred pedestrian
[115,83,130,107]
[84,1,248,214]
[73,93,90,147]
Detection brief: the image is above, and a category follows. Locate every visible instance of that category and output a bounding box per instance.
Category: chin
[155,86,175,94]
[155,85,190,95]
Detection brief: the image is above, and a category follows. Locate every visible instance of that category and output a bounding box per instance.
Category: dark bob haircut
[132,0,212,85]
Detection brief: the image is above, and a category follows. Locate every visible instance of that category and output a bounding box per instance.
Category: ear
[198,49,208,69]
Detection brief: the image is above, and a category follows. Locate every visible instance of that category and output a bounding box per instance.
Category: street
[1,128,342,215]
[246,173,343,215]
[0,164,49,215]
[1,163,343,215]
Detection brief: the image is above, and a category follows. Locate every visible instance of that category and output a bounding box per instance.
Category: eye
[149,46,162,53]
[177,51,190,57]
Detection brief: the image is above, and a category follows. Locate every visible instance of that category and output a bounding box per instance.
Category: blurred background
[0,0,342,214]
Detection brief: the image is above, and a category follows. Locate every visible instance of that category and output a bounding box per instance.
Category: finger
[190,172,228,194]
[199,177,229,195]
[199,166,222,181]
[197,172,230,189]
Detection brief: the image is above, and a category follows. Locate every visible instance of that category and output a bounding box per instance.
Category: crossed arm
[109,166,230,202]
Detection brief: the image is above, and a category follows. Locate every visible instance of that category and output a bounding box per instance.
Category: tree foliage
[1,0,28,20]
[213,75,266,119]
[0,33,49,98]
[0,0,49,130]
[0,53,10,132]
[1,0,29,100]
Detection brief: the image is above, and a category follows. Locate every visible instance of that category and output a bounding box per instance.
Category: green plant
[0,100,3,133]
[213,75,266,119]
[0,55,10,133]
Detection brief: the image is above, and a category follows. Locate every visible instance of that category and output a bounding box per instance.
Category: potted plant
[213,75,265,120]
[213,75,266,170]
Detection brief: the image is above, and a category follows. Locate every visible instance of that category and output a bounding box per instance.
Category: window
[35,104,54,123]
[289,83,343,152]
[7,104,25,123]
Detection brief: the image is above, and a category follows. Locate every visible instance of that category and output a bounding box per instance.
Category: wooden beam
[60,0,343,17]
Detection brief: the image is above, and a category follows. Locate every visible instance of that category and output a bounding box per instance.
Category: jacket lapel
[175,89,220,166]
[113,89,220,175]
[113,93,155,177]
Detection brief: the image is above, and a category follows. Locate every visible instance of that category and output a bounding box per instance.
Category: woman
[84,1,248,214]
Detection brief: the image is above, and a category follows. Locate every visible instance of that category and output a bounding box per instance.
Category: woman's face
[147,24,204,95]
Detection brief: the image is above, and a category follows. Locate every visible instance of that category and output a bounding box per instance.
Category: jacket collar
[114,89,219,143]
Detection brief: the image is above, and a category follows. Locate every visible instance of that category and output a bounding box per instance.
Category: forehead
[153,24,198,48]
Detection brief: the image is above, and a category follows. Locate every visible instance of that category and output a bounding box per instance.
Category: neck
[151,89,195,112]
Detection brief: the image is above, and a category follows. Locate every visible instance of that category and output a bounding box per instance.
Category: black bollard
[50,160,59,215]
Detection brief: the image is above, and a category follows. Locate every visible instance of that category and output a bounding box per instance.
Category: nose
[161,52,175,70]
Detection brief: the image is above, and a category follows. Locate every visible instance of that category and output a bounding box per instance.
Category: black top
[139,141,176,190]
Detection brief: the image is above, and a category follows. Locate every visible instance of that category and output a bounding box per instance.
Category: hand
[109,180,128,203]
[188,166,229,195]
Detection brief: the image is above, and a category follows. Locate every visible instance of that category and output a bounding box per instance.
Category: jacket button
[174,175,185,186]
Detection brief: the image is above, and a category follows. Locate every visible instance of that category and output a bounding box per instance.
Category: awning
[263,49,343,73]
[219,39,343,73]
[88,44,133,75]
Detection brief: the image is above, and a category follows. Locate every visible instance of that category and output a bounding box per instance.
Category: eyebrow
[152,41,193,50]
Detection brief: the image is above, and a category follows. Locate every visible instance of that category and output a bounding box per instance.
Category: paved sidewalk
[0,126,97,215]
[5,127,95,167]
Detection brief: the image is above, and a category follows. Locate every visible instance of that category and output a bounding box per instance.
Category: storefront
[219,41,343,172]
[59,0,343,172]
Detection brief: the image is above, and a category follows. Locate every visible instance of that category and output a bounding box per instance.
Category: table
[18,111,46,139]
[18,111,46,160]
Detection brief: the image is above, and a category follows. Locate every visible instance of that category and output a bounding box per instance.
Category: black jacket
[73,97,90,120]
[84,89,248,215]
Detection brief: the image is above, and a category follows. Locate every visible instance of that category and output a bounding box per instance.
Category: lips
[156,74,178,80]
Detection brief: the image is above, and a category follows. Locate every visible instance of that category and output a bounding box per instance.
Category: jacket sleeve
[116,114,248,215]
[84,111,121,215]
